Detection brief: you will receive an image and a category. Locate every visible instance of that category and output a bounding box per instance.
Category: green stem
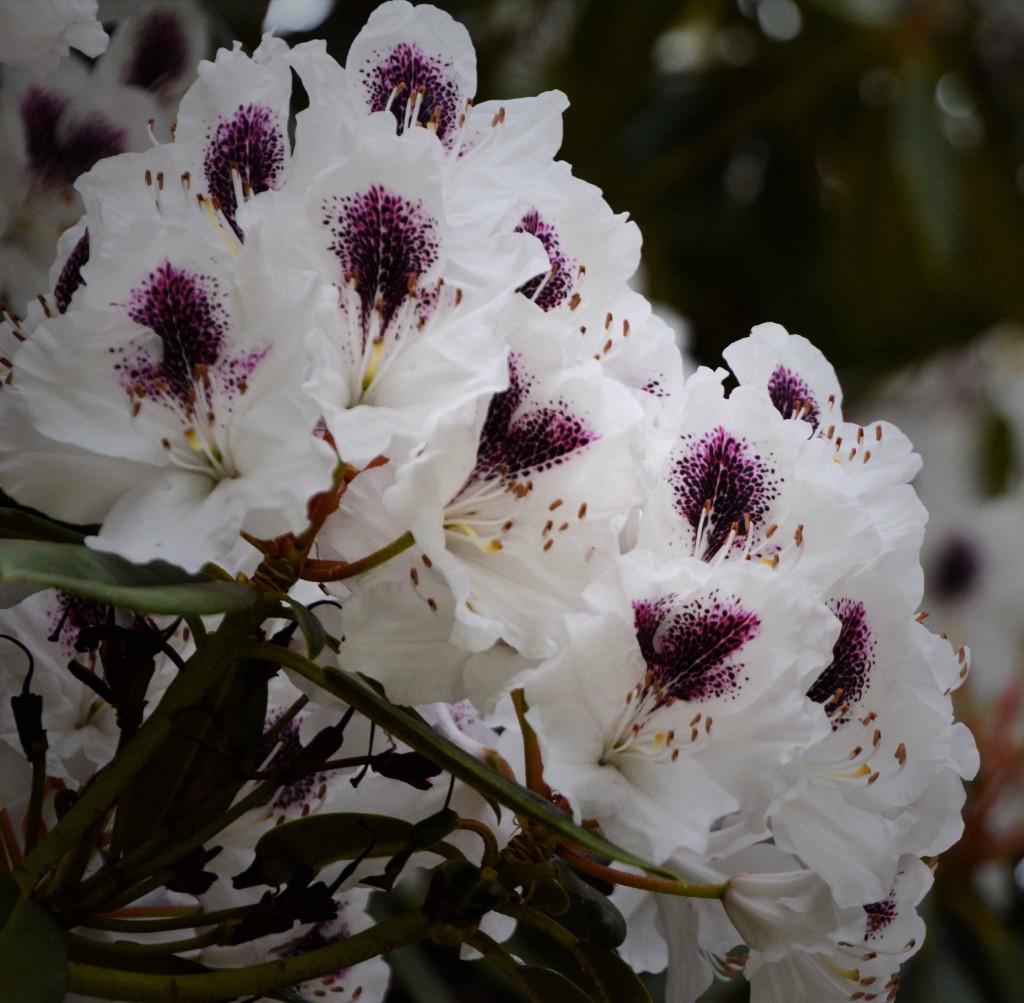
[557,846,726,900]
[299,530,415,581]
[457,819,500,870]
[66,908,431,1002]
[12,596,268,895]
[510,689,548,799]
[499,899,578,950]
[64,924,223,957]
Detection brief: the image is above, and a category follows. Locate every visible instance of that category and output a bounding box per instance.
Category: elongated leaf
[0,541,255,614]
[236,813,416,887]
[0,874,68,1002]
[307,663,677,880]
[0,508,86,544]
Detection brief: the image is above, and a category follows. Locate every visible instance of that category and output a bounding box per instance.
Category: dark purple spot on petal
[931,533,982,601]
[768,365,819,428]
[465,355,598,487]
[256,713,332,814]
[669,426,778,561]
[360,42,464,147]
[55,230,89,314]
[515,210,575,311]
[203,104,286,239]
[324,185,438,348]
[863,895,897,941]
[121,10,188,92]
[807,598,875,728]
[46,590,109,654]
[21,87,127,189]
[642,378,669,398]
[633,591,759,704]
[122,262,228,405]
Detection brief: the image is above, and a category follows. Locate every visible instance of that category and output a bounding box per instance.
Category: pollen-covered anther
[490,105,505,127]
[915,610,929,622]
[894,742,906,765]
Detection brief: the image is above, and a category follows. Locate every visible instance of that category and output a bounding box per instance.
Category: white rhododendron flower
[0,4,979,1002]
[0,0,108,76]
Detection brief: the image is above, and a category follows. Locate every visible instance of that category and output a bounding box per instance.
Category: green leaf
[282,596,327,659]
[0,873,68,1002]
[515,966,593,1003]
[575,941,654,1003]
[0,508,86,544]
[0,541,255,614]
[236,813,416,887]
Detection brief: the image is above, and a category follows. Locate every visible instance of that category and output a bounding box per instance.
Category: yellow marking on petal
[201,197,242,255]
[829,763,872,779]
[362,338,385,392]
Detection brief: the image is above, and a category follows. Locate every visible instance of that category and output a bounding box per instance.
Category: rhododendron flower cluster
[0,4,977,1002]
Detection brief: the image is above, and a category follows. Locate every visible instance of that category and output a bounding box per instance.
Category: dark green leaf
[575,942,654,1003]
[0,874,68,1003]
[283,596,327,659]
[236,813,415,887]
[0,508,86,544]
[0,541,255,614]
[514,966,593,1003]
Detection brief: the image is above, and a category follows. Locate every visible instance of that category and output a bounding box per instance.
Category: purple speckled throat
[633,591,760,704]
[20,87,126,190]
[806,598,875,728]
[119,261,265,414]
[324,185,439,349]
[515,210,575,311]
[47,590,108,653]
[361,41,463,147]
[670,425,779,560]
[462,355,597,491]
[767,365,820,427]
[203,104,286,239]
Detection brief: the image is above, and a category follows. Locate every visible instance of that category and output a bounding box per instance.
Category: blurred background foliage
[199,1,1024,1000]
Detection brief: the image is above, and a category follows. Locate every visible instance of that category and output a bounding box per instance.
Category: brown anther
[849,447,857,461]
[671,749,679,761]
[501,520,513,533]
[490,106,506,127]
[543,539,554,552]
[915,610,929,622]
[705,716,713,732]
[765,523,778,538]
[427,598,438,612]
[794,524,804,546]
[410,567,419,586]
[145,168,153,186]
[542,520,553,535]
[623,319,630,336]
[863,450,871,463]
[827,424,835,439]
[867,771,880,785]
[36,295,52,318]
[131,400,141,417]
[422,554,433,568]
[603,338,613,353]
[834,436,843,450]
[857,426,864,443]
[604,312,613,329]
[873,728,881,747]
[559,522,569,531]
[578,502,587,519]
[569,293,581,310]
[895,743,906,765]
[157,171,164,190]
[690,727,699,742]
[770,553,780,568]
[849,746,862,759]
[549,498,564,511]
[875,424,883,441]
[161,437,171,450]
[689,713,701,726]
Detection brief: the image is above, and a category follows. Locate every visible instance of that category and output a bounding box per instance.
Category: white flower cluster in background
[0,3,977,1000]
